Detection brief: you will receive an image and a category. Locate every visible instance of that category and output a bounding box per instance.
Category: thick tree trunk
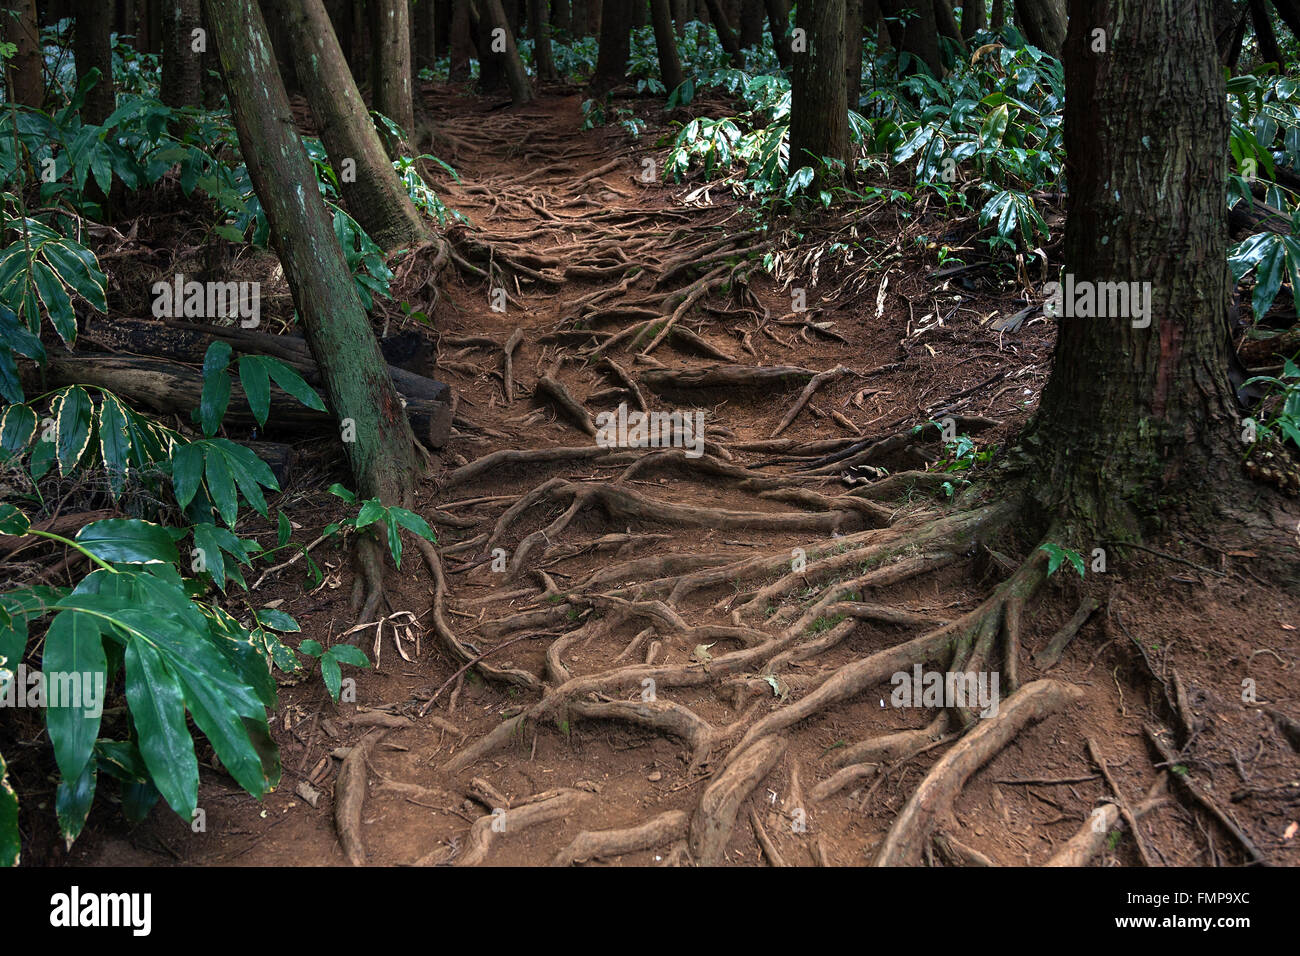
[450,0,474,79]
[161,0,203,108]
[992,0,1005,28]
[933,0,966,51]
[738,0,764,50]
[276,0,428,252]
[73,0,115,123]
[480,0,534,101]
[529,0,558,80]
[554,0,572,34]
[1012,0,1066,56]
[763,0,792,66]
[573,0,591,35]
[703,0,744,64]
[1249,0,1284,68]
[880,0,942,75]
[4,0,42,108]
[962,0,987,38]
[650,0,685,92]
[204,0,423,504]
[1021,0,1239,541]
[789,0,849,185]
[592,0,632,91]
[371,0,417,145]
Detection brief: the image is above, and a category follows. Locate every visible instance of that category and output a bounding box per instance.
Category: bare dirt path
[79,91,1300,868]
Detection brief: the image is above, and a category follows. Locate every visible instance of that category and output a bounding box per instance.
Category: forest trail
[79,91,1300,868]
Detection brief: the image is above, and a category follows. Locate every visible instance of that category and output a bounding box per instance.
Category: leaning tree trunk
[762,0,792,65]
[789,0,849,186]
[1020,0,1240,542]
[371,0,418,148]
[480,0,534,102]
[276,0,429,252]
[592,0,633,91]
[650,0,685,92]
[529,0,558,81]
[1013,0,1066,56]
[1249,0,1285,68]
[703,0,745,64]
[73,0,115,123]
[204,0,423,509]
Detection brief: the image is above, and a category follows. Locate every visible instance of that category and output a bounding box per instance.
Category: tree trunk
[573,0,590,35]
[845,0,862,111]
[554,0,572,34]
[73,0,115,123]
[371,0,417,146]
[4,0,43,108]
[991,0,1005,28]
[933,0,966,51]
[1274,0,1300,42]
[276,0,428,252]
[880,0,941,75]
[738,0,764,50]
[650,0,685,91]
[450,0,474,78]
[763,0,791,66]
[161,0,203,108]
[789,0,849,185]
[592,0,632,91]
[962,0,986,38]
[529,0,558,80]
[1020,0,1239,542]
[703,0,744,64]
[1249,0,1284,67]
[1012,0,1066,56]
[414,0,438,73]
[479,0,534,101]
[204,0,423,504]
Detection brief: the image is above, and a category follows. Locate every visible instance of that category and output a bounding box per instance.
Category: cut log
[25,354,451,448]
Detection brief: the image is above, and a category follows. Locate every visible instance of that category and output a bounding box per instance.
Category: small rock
[295,781,320,808]
[647,770,663,782]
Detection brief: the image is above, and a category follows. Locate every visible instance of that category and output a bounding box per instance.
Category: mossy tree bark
[276,0,428,253]
[370,0,417,149]
[204,0,422,506]
[1018,0,1241,543]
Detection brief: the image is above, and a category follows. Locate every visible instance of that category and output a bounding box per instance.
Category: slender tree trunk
[203,0,422,506]
[200,0,224,105]
[161,0,203,108]
[554,0,572,33]
[450,0,473,78]
[73,0,115,123]
[480,0,533,101]
[4,0,42,107]
[703,0,744,64]
[763,0,791,66]
[414,0,438,73]
[789,0,848,185]
[845,0,862,110]
[1274,0,1300,42]
[962,0,986,38]
[1021,0,1239,541]
[991,0,1005,28]
[650,0,684,91]
[880,0,942,75]
[277,0,428,252]
[1249,0,1284,67]
[592,0,632,91]
[1012,0,1066,55]
[933,0,966,50]
[529,0,558,80]
[371,0,417,143]
[573,0,590,34]
[738,0,763,50]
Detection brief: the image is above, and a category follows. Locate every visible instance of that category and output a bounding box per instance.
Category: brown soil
[59,87,1300,867]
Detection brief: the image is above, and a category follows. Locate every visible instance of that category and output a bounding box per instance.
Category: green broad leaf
[120,779,161,824]
[0,303,45,361]
[212,224,245,243]
[327,483,356,503]
[328,644,370,668]
[28,259,77,345]
[0,403,36,464]
[193,522,230,591]
[0,347,21,404]
[171,442,204,509]
[0,752,19,866]
[0,503,30,536]
[124,640,198,818]
[277,511,291,547]
[40,238,108,313]
[1251,235,1288,319]
[298,639,323,657]
[97,394,130,499]
[55,758,96,846]
[53,386,94,476]
[203,444,238,527]
[174,665,275,797]
[75,518,180,565]
[389,507,436,542]
[211,440,277,517]
[238,355,272,426]
[43,612,107,784]
[93,739,151,784]
[355,499,387,529]
[319,652,343,702]
[199,340,234,437]
[265,357,326,411]
[255,608,299,632]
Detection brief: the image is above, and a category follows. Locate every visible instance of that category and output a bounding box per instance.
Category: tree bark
[161,0,203,108]
[276,0,429,252]
[73,0,115,123]
[450,0,474,79]
[479,0,534,102]
[1020,0,1240,541]
[703,0,744,64]
[204,0,423,504]
[3,0,41,108]
[992,0,1005,29]
[1012,0,1066,56]
[592,0,632,91]
[933,0,966,51]
[880,0,942,75]
[650,0,685,92]
[962,0,987,38]
[529,0,558,80]
[371,0,418,147]
[789,0,849,185]
[845,0,862,111]
[738,0,764,50]
[1249,0,1284,68]
[762,0,792,66]
[414,0,438,73]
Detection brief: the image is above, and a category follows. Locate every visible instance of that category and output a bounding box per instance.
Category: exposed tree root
[689,736,787,866]
[433,789,593,867]
[551,810,692,866]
